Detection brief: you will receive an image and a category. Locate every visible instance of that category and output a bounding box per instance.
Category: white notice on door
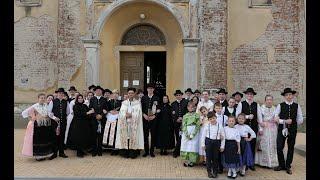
[123,80,129,87]
[133,80,139,86]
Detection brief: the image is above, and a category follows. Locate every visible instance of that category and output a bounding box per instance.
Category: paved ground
[14,129,306,179]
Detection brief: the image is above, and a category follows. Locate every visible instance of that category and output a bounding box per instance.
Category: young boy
[214,102,228,127]
[201,111,225,178]
[180,102,201,167]
[274,88,303,175]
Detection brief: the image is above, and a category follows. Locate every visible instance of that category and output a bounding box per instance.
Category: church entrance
[120,51,166,98]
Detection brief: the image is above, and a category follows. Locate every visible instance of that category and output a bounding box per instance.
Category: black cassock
[67,103,92,150]
[155,103,175,150]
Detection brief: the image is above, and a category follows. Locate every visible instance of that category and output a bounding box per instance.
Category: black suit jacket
[171,99,188,128]
[89,96,109,131]
[141,95,160,121]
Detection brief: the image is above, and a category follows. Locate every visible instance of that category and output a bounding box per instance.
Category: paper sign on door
[123,80,128,87]
[133,80,139,86]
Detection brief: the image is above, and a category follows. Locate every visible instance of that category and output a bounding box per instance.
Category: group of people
[21,84,303,179]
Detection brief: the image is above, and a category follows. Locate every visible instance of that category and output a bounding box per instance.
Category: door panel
[120,52,144,96]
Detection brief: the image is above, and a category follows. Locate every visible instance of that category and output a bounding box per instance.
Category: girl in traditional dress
[65,92,80,148]
[222,116,241,178]
[192,96,199,107]
[181,102,201,167]
[156,95,175,155]
[84,91,94,107]
[223,97,237,117]
[21,93,54,161]
[198,106,209,166]
[68,95,94,157]
[255,95,278,168]
[235,113,256,176]
[103,89,122,155]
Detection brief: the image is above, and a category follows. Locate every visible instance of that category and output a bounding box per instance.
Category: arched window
[121,24,166,45]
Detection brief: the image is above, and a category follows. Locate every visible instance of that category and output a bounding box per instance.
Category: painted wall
[98,2,184,100]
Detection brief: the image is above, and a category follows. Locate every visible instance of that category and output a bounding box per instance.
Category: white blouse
[216,113,228,127]
[196,100,214,113]
[224,126,241,143]
[234,124,256,138]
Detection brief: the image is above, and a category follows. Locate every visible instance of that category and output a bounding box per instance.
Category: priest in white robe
[115,87,144,159]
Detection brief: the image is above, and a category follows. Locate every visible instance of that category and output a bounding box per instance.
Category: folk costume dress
[234,124,256,167]
[102,99,122,149]
[198,115,209,160]
[21,103,54,159]
[155,102,175,150]
[67,103,92,151]
[255,104,279,168]
[222,126,242,169]
[180,112,201,163]
[115,99,144,150]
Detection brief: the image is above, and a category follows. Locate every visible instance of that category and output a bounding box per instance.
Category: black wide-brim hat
[217,88,228,94]
[232,91,243,98]
[146,83,155,88]
[56,88,65,93]
[194,89,201,94]
[68,86,77,91]
[94,86,104,92]
[104,89,112,94]
[88,85,96,90]
[281,88,297,96]
[174,90,183,96]
[243,88,257,95]
[185,88,193,94]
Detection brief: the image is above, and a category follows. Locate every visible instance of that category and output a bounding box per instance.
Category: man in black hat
[232,91,243,109]
[53,90,58,99]
[88,85,96,93]
[141,83,160,157]
[273,88,303,175]
[48,88,70,159]
[184,88,193,101]
[236,87,262,171]
[171,90,189,158]
[89,85,109,156]
[194,89,202,99]
[104,89,112,101]
[217,88,228,107]
[68,86,77,102]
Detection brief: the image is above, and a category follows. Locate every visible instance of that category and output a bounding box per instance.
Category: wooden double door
[120,52,144,96]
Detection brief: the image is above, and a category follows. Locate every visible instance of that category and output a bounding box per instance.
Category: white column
[183,38,200,90]
[82,39,102,87]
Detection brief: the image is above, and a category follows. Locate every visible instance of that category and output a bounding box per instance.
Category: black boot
[207,170,214,178]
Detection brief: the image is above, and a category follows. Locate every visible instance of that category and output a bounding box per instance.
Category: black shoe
[202,161,206,166]
[231,173,237,179]
[286,168,292,175]
[188,162,194,167]
[97,152,102,156]
[59,153,68,158]
[150,153,155,157]
[274,166,285,171]
[48,153,57,160]
[92,152,97,157]
[142,152,149,157]
[163,151,168,155]
[239,172,245,177]
[36,158,46,161]
[173,153,178,158]
[249,166,256,171]
[212,172,217,178]
[218,169,223,174]
[183,162,188,167]
[208,171,214,178]
[77,153,84,158]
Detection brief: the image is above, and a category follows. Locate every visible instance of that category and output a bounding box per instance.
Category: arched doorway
[119,24,167,97]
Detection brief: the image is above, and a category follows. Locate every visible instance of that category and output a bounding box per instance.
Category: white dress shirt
[216,113,228,127]
[235,99,262,124]
[224,126,241,143]
[234,124,256,138]
[274,101,303,125]
[201,122,225,149]
[196,99,214,113]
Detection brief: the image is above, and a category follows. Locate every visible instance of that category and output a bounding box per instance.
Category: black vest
[241,101,258,131]
[279,102,298,130]
[52,98,68,122]
[224,107,236,117]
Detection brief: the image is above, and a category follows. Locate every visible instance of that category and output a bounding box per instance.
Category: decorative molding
[121,25,166,45]
[94,0,113,3]
[82,39,102,47]
[170,0,190,3]
[16,0,42,7]
[182,38,200,47]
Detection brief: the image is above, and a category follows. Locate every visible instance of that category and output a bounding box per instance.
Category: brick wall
[198,0,228,89]
[231,0,305,108]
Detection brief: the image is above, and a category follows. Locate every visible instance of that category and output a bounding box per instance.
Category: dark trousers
[173,125,181,155]
[53,123,66,155]
[205,138,221,173]
[92,133,103,154]
[249,126,258,165]
[277,126,297,169]
[143,119,156,154]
